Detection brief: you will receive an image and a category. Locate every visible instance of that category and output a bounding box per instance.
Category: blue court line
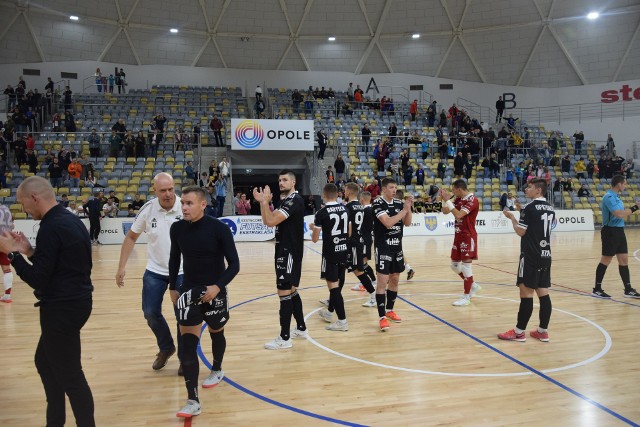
[196,286,369,426]
[398,295,640,427]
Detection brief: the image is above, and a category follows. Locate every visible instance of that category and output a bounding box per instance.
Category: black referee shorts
[516,255,551,289]
[601,226,628,257]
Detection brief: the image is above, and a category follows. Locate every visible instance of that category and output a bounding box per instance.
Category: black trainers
[407,269,415,280]
[624,288,640,299]
[592,288,611,299]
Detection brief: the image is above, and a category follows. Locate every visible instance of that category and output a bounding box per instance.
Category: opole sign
[231,119,314,151]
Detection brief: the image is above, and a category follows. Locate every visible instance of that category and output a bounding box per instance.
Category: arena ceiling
[0,0,639,87]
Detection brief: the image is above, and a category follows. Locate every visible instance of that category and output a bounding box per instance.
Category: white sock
[406,264,412,270]
[3,272,12,291]
[538,327,547,333]
[514,327,524,334]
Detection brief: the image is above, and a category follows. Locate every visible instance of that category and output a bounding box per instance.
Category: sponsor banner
[231,119,314,151]
[303,209,593,240]
[14,215,276,245]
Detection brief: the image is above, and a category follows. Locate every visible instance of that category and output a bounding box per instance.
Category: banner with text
[231,119,314,151]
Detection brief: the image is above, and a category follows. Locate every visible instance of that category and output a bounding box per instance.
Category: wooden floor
[2,230,640,426]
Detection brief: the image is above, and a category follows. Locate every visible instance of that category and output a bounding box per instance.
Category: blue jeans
[216,196,225,217]
[70,178,80,188]
[50,177,62,188]
[142,270,184,358]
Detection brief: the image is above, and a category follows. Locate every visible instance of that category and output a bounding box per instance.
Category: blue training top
[602,189,625,227]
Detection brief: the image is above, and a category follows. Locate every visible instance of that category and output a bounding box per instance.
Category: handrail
[377,85,409,103]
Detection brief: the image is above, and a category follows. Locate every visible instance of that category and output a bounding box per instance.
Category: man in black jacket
[0,176,95,427]
[495,96,505,123]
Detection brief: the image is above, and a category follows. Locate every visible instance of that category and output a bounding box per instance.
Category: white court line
[633,248,640,262]
[304,293,612,377]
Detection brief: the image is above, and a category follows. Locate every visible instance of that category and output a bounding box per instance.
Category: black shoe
[407,269,415,280]
[592,288,611,299]
[178,363,183,376]
[152,347,176,370]
[624,288,640,298]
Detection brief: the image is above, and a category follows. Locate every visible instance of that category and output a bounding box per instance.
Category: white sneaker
[362,295,376,307]
[470,283,482,297]
[264,336,292,350]
[202,370,224,388]
[318,309,333,323]
[350,284,365,291]
[326,319,349,331]
[452,296,471,306]
[0,294,12,303]
[176,399,201,418]
[319,298,329,307]
[290,329,308,339]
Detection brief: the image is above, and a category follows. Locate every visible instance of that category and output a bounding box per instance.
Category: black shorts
[601,226,628,257]
[275,248,302,290]
[375,250,405,275]
[516,255,551,289]
[320,257,346,283]
[347,241,365,272]
[362,239,372,260]
[178,293,230,329]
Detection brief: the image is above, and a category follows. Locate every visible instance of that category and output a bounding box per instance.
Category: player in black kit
[312,183,350,331]
[373,178,413,331]
[350,190,377,292]
[253,170,308,350]
[168,186,240,418]
[498,179,555,342]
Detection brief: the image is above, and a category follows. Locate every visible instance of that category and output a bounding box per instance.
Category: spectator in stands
[481,155,491,178]
[403,163,414,186]
[192,123,201,147]
[64,111,76,133]
[560,153,571,174]
[112,118,127,141]
[573,130,584,155]
[102,197,119,218]
[66,200,80,216]
[326,165,335,183]
[254,99,265,118]
[14,135,26,166]
[305,195,316,215]
[361,123,371,153]
[59,194,69,208]
[388,158,400,184]
[426,101,437,127]
[108,74,115,93]
[109,190,120,206]
[292,89,303,113]
[365,180,380,199]
[48,157,62,188]
[575,157,586,180]
[68,158,82,188]
[541,167,551,186]
[4,85,15,109]
[208,160,218,182]
[88,128,101,158]
[135,130,145,158]
[416,165,425,186]
[495,96,505,123]
[587,158,595,179]
[408,99,418,122]
[489,154,500,178]
[437,160,446,179]
[214,174,227,218]
[210,115,224,147]
[153,113,166,143]
[0,155,7,189]
[347,83,354,101]
[149,128,159,157]
[219,156,230,178]
[354,87,363,110]
[128,194,145,211]
[464,152,474,179]
[624,160,634,179]
[334,154,346,181]
[185,161,197,185]
[255,85,262,102]
[607,133,615,156]
[236,193,250,215]
[388,122,398,143]
[453,151,465,178]
[548,131,559,157]
[26,148,37,174]
[317,129,327,159]
[123,130,135,158]
[304,92,314,114]
[116,68,126,94]
[85,170,98,188]
[578,184,591,198]
[505,114,519,131]
[63,86,72,111]
[109,130,122,158]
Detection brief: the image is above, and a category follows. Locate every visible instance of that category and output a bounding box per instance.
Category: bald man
[0,176,95,426]
[116,172,185,373]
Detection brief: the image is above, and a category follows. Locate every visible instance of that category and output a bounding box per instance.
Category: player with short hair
[350,191,377,291]
[441,179,482,306]
[168,186,240,418]
[498,178,555,342]
[254,170,308,349]
[0,204,13,303]
[592,175,640,299]
[373,178,413,331]
[312,183,350,331]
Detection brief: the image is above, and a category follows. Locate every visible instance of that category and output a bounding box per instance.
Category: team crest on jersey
[424,215,438,231]
[151,218,157,228]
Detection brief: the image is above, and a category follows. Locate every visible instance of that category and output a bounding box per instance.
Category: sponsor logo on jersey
[386,238,400,246]
[424,215,438,231]
[151,218,157,228]
[540,240,549,248]
[541,250,551,257]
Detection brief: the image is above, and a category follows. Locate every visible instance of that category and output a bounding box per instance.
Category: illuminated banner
[231,119,314,151]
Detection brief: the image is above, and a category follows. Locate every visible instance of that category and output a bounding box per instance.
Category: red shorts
[0,252,9,266]
[451,233,478,261]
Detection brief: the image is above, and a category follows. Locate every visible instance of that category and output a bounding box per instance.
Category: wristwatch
[7,251,20,262]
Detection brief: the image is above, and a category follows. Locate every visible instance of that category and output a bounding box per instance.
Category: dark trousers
[496,109,504,122]
[213,130,223,146]
[318,143,326,159]
[37,300,94,427]
[89,216,100,241]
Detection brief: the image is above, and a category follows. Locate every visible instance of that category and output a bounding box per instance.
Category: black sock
[538,295,552,330]
[181,333,200,402]
[595,263,608,290]
[619,265,632,290]
[357,272,376,293]
[327,291,335,312]
[375,293,386,318]
[329,287,346,320]
[386,290,397,310]
[279,294,293,340]
[291,290,306,331]
[210,330,226,372]
[516,298,534,331]
[364,264,376,283]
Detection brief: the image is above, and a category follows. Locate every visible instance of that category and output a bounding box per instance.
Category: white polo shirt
[130,196,183,276]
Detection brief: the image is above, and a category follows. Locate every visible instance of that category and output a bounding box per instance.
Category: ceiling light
[412,33,420,39]
[69,15,79,21]
[170,28,179,33]
[328,36,336,41]
[587,12,599,20]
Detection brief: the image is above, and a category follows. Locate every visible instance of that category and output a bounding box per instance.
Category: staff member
[592,175,640,299]
[0,176,95,426]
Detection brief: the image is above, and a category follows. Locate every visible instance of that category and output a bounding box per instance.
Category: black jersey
[314,202,349,263]
[168,215,240,292]
[275,191,305,261]
[373,197,405,253]
[518,198,555,265]
[361,204,374,245]
[345,200,365,242]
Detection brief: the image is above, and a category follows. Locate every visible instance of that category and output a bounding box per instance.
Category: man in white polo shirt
[116,172,184,373]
